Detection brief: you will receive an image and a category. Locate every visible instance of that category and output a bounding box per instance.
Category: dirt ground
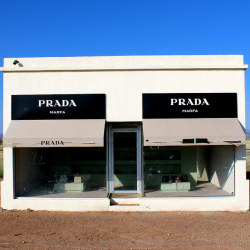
[0,182,249,249]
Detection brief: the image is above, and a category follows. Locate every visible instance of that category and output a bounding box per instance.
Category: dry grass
[246,139,250,172]
[0,140,2,178]
[0,151,2,178]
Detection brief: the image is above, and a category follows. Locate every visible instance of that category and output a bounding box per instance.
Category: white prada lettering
[68,100,77,107]
[170,98,209,106]
[186,99,195,105]
[46,100,53,107]
[202,99,209,105]
[54,100,61,107]
[41,141,64,146]
[179,99,185,105]
[38,100,45,107]
[38,99,77,107]
[170,99,177,105]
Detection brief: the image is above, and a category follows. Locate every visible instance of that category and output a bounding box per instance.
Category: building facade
[1,55,249,211]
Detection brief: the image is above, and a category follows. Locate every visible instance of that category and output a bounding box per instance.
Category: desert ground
[0,206,249,249]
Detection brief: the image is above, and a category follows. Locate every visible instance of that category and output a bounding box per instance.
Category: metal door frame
[107,125,142,194]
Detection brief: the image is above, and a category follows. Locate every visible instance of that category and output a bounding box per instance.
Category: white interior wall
[197,147,209,182]
[181,147,197,186]
[210,146,235,194]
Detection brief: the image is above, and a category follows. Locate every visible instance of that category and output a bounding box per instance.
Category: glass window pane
[113,132,137,191]
[143,146,235,197]
[15,147,106,198]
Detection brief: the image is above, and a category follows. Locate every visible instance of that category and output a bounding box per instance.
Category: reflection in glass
[15,147,106,198]
[143,146,235,197]
[113,132,137,191]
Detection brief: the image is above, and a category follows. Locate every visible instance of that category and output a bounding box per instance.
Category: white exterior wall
[1,55,249,211]
[2,70,247,125]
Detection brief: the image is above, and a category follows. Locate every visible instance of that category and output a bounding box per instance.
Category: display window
[143,146,235,197]
[14,147,107,198]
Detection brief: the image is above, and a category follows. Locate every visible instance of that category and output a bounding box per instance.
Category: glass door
[109,127,141,193]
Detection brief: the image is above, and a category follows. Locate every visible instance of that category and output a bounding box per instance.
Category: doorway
[108,125,142,194]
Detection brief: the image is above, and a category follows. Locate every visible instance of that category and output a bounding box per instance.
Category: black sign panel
[143,93,237,119]
[12,94,106,120]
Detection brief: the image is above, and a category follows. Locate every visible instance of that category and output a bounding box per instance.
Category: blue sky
[1,0,250,133]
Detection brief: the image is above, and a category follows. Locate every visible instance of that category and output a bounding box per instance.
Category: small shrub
[0,150,2,179]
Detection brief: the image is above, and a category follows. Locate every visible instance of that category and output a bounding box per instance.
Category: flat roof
[1,55,248,72]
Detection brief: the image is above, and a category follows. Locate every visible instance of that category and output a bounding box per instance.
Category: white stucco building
[0,55,249,211]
